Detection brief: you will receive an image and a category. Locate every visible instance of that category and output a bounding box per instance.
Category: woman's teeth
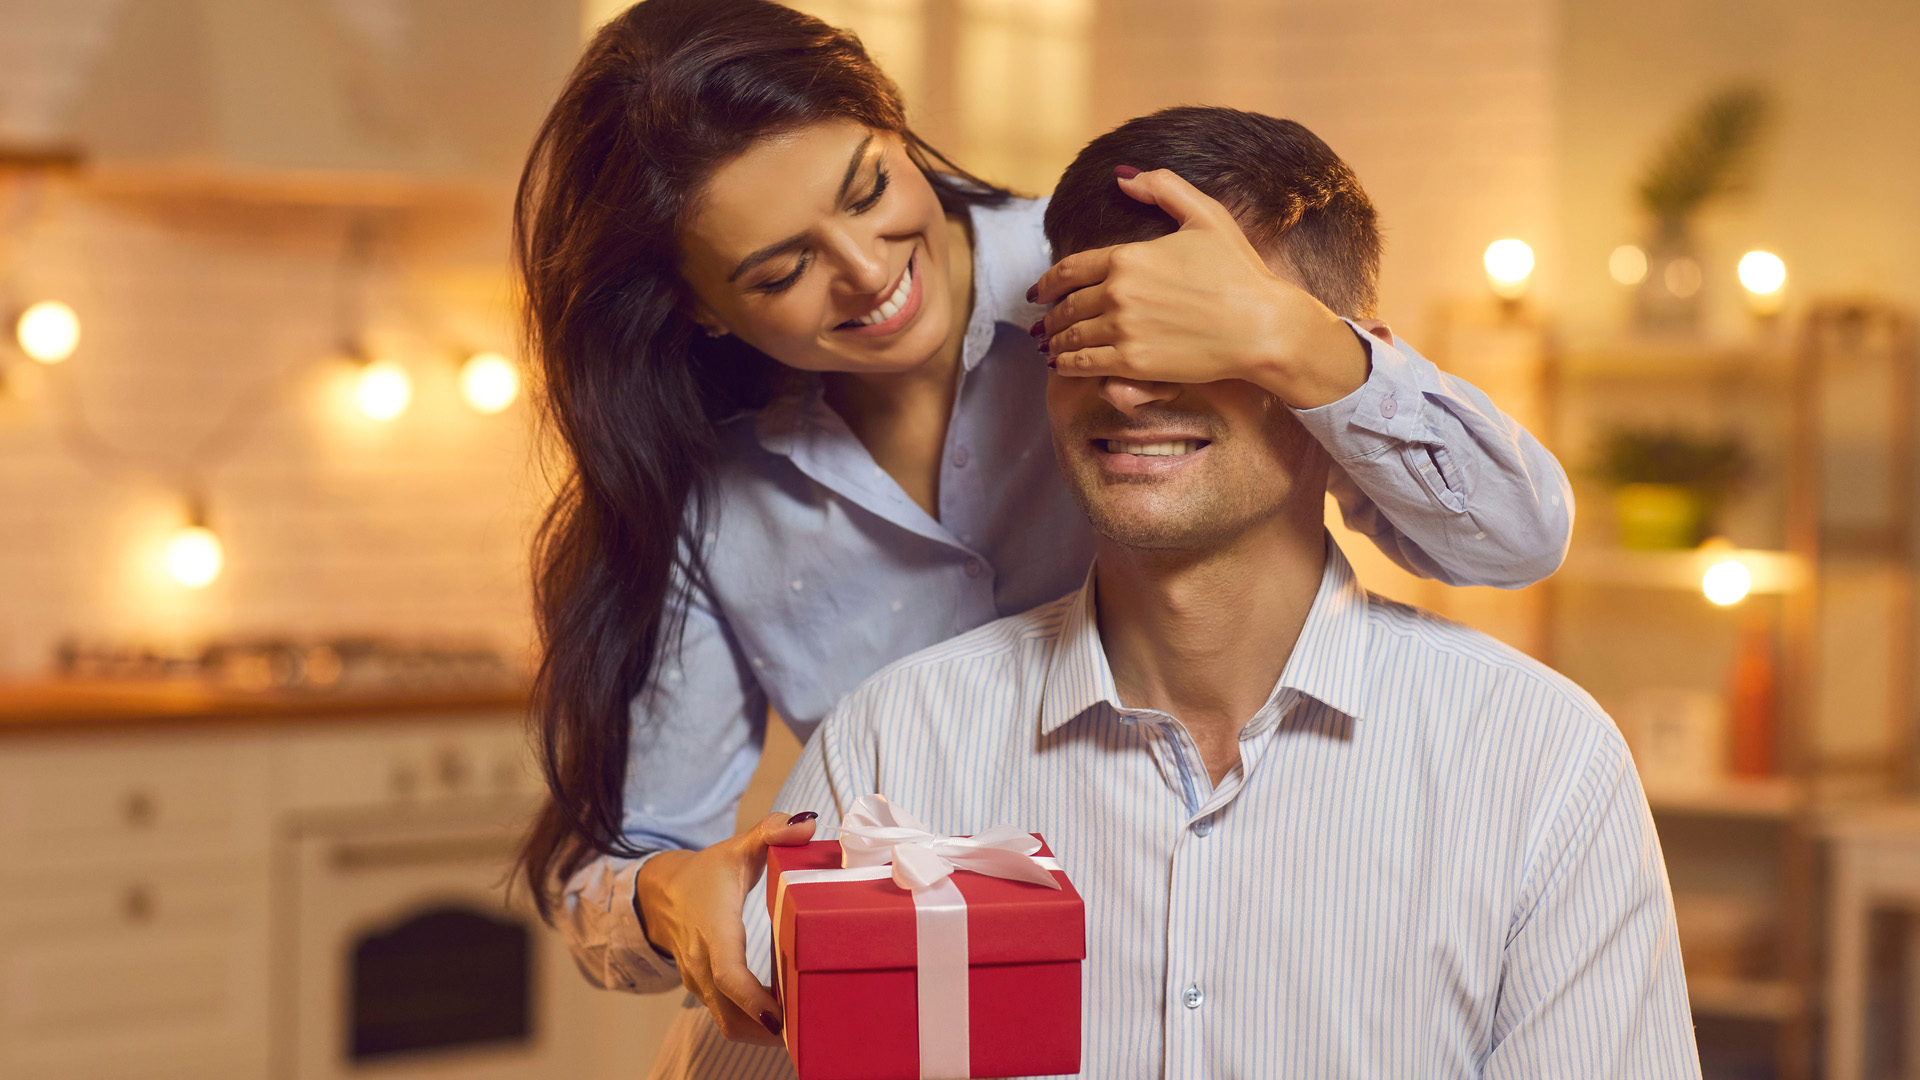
[853,260,913,326]
[1102,440,1203,456]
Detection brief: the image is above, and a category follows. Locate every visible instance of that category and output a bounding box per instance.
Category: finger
[751,810,819,850]
[710,954,783,1041]
[1045,312,1123,359]
[1050,344,1131,379]
[1032,246,1119,306]
[1115,167,1236,232]
[1040,282,1111,339]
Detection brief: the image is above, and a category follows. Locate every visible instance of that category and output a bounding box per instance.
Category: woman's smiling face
[678,121,962,375]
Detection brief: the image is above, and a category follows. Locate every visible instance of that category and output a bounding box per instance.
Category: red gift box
[766,837,1085,1080]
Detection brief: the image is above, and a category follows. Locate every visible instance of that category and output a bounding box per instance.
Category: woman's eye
[755,252,812,295]
[850,166,890,215]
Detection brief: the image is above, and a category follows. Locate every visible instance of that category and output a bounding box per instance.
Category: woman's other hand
[632,811,820,1044]
[1031,167,1369,409]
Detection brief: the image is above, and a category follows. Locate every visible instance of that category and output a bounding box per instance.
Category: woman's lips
[836,251,923,337]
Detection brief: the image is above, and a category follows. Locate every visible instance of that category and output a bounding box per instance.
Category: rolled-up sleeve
[1293,323,1573,588]
[555,564,769,994]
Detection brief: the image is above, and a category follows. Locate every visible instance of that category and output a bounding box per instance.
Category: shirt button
[1182,984,1204,1009]
[952,446,971,468]
[965,559,985,579]
[1379,396,1398,419]
[1191,817,1212,837]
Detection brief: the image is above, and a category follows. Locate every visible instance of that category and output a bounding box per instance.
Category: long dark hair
[513,0,1009,914]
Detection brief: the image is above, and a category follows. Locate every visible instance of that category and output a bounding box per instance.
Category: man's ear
[1352,318,1394,346]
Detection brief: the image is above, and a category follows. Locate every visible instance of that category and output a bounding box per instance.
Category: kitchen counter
[0,680,528,735]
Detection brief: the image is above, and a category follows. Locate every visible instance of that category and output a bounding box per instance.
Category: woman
[514,0,1572,1046]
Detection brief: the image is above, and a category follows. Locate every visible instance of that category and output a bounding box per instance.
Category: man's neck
[1095,521,1327,786]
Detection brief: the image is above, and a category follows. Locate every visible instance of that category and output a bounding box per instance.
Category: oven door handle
[327,834,517,872]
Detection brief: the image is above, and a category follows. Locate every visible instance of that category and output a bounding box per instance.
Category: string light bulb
[164,499,224,589]
[1483,239,1534,300]
[1702,558,1752,606]
[354,359,412,421]
[16,300,80,363]
[459,351,519,414]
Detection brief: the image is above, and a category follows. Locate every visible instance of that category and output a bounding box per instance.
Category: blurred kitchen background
[2,0,1918,1077]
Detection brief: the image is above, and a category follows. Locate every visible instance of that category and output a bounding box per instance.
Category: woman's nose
[830,231,893,296]
[1099,378,1182,415]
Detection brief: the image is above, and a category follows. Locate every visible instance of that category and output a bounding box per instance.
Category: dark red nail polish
[1046,358,1058,371]
[760,1010,783,1036]
[1029,320,1046,338]
[1036,340,1049,355]
[786,811,818,826]
[1114,165,1141,180]
[1026,284,1040,303]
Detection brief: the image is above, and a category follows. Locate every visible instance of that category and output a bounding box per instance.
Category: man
[649,107,1697,1078]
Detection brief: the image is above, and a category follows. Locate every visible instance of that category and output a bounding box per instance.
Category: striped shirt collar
[1038,535,1374,737]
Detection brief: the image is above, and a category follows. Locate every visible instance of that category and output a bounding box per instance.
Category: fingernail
[1114,165,1141,180]
[760,1010,783,1036]
[1026,284,1040,303]
[786,811,818,826]
[1046,358,1058,371]
[1036,340,1049,355]
[1029,319,1046,338]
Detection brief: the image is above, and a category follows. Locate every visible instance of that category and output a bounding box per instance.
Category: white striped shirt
[646,541,1700,1079]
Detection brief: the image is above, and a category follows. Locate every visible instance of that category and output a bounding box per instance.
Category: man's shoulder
[1363,590,1616,738]
[830,590,1076,728]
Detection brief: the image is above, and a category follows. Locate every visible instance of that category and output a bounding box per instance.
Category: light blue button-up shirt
[645,541,1698,1079]
[557,197,1575,990]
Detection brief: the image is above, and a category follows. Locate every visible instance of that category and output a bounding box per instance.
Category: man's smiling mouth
[1097,439,1208,457]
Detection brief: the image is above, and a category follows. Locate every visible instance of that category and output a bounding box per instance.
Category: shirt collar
[1038,535,1373,737]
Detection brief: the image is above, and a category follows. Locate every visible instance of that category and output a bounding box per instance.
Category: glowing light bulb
[1738,250,1786,294]
[1609,245,1648,286]
[459,351,519,414]
[16,300,80,363]
[354,360,412,421]
[165,526,224,588]
[1483,239,1534,299]
[1702,559,1752,606]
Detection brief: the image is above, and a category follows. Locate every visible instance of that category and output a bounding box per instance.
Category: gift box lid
[767,838,1086,972]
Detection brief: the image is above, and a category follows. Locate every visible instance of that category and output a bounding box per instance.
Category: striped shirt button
[1182,984,1205,1009]
[1191,817,1212,837]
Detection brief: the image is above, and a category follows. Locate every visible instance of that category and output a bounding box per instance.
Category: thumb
[1114,166,1235,232]
[757,810,821,848]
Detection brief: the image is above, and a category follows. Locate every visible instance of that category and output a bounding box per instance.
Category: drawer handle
[123,790,157,829]
[123,883,156,923]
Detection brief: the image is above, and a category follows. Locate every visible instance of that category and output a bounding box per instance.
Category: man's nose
[1098,378,1182,415]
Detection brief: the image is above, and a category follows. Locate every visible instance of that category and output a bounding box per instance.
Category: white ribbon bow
[829,794,1062,893]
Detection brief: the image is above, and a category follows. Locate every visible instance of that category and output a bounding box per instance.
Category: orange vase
[1725,614,1776,777]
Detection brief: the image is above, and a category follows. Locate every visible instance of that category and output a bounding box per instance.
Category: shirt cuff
[608,850,683,990]
[1290,320,1431,457]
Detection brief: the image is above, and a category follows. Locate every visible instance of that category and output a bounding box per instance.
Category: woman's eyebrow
[726,134,878,283]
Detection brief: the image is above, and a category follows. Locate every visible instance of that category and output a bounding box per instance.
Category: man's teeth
[855,261,913,326]
[1103,440,1202,456]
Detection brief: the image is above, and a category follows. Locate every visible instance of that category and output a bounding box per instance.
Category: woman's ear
[1353,318,1394,346]
[686,300,730,340]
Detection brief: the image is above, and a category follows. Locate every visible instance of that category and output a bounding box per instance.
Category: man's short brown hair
[1043,106,1381,319]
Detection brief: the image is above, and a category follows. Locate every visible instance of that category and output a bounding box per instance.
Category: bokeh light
[1609,245,1648,286]
[1702,559,1752,606]
[1738,250,1787,295]
[165,526,225,588]
[459,352,520,414]
[16,300,81,363]
[1483,239,1535,299]
[354,360,413,421]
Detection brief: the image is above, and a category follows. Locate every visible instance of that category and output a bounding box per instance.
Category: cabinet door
[0,859,271,1080]
[0,736,273,867]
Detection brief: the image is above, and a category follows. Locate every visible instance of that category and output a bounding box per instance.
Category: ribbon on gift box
[770,795,1062,1080]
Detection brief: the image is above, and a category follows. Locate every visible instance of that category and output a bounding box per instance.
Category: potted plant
[1595,427,1752,549]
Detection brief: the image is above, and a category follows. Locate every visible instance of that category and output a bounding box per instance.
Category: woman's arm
[1033,169,1572,588]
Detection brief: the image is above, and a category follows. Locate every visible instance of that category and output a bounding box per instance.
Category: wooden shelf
[1556,335,1792,384]
[78,161,497,210]
[1648,777,1806,820]
[1687,975,1807,1022]
[1557,546,1810,595]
